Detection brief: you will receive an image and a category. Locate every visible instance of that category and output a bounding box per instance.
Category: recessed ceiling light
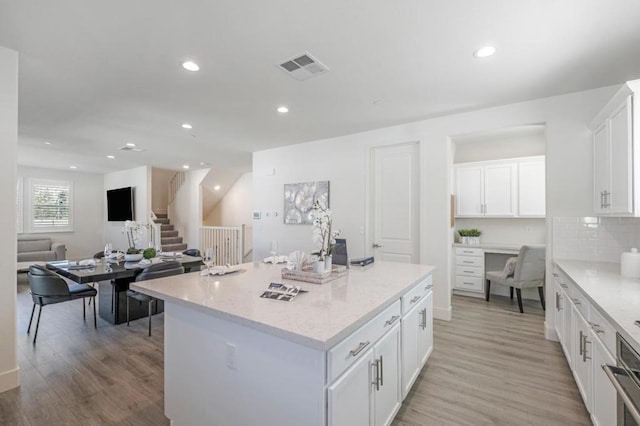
[183,164,190,169]
[126,142,136,147]
[277,106,289,114]
[182,123,193,129]
[182,61,200,72]
[43,141,52,145]
[200,162,211,166]
[214,185,221,191]
[106,155,115,159]
[474,46,496,58]
[69,166,77,169]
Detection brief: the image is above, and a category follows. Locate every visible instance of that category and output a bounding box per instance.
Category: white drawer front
[401,280,427,315]
[571,286,588,318]
[456,266,483,278]
[455,276,483,292]
[456,256,483,268]
[590,307,616,357]
[455,247,483,257]
[328,300,401,382]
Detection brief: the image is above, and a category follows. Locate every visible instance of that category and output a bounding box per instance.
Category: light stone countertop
[453,242,523,253]
[131,260,434,351]
[554,259,640,354]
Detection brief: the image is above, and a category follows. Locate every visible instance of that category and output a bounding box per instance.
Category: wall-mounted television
[107,187,134,221]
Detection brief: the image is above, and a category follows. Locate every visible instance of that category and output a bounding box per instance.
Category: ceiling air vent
[277,51,329,81]
[118,145,145,152]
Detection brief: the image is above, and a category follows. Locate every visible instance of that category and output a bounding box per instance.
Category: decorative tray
[281,265,348,284]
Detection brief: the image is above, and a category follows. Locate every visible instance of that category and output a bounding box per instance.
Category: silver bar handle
[378,355,383,387]
[552,272,559,278]
[425,284,433,290]
[600,190,605,209]
[419,308,427,330]
[573,298,581,305]
[555,293,560,311]
[579,330,584,355]
[350,341,370,357]
[371,359,379,391]
[603,364,640,425]
[560,283,568,289]
[410,295,421,304]
[385,315,399,327]
[582,334,591,362]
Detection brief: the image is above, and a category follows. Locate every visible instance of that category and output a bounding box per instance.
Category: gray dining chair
[27,264,97,343]
[126,261,184,336]
[485,245,546,313]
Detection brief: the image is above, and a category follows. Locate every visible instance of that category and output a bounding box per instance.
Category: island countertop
[130,260,434,350]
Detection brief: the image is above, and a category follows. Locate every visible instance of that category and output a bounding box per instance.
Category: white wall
[168,169,208,251]
[253,85,616,324]
[18,166,104,258]
[103,166,151,251]
[204,172,253,227]
[0,46,18,393]
[455,218,546,245]
[151,167,174,215]
[454,132,546,163]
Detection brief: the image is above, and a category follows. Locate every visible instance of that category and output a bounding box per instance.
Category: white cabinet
[572,304,592,411]
[590,80,639,216]
[454,156,545,218]
[453,247,484,294]
[553,279,563,342]
[518,157,545,217]
[455,162,516,217]
[329,323,401,426]
[591,331,617,426]
[401,286,433,398]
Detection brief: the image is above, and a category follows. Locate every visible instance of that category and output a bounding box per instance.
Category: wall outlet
[226,343,237,370]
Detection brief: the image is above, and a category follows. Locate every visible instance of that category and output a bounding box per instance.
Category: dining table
[46,255,203,325]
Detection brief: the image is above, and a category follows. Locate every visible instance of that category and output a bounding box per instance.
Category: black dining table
[47,255,203,325]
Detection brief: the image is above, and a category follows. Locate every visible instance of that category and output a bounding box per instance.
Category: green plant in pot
[458,228,482,245]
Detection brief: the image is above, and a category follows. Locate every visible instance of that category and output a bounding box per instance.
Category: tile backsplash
[553,217,640,263]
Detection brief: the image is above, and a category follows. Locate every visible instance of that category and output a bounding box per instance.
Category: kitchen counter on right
[554,259,640,354]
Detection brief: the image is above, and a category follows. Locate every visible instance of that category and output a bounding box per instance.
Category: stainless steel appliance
[603,333,640,425]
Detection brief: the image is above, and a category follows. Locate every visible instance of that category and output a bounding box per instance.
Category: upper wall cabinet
[454,156,545,218]
[590,80,639,216]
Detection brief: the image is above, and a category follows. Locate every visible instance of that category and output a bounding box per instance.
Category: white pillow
[502,257,518,279]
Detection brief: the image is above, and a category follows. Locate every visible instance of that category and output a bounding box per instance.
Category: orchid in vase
[123,220,148,254]
[311,201,340,261]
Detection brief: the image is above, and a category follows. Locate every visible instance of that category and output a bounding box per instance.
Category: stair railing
[168,171,186,205]
[200,225,247,265]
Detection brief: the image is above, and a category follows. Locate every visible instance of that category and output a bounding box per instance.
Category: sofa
[17,236,66,262]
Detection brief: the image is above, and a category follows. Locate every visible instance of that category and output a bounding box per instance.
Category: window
[16,177,23,233]
[27,178,73,232]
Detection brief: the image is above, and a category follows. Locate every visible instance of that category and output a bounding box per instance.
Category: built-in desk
[453,243,523,299]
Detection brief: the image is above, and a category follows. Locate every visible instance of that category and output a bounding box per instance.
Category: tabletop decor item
[123,220,148,260]
[458,228,482,245]
[311,201,340,262]
[281,264,348,284]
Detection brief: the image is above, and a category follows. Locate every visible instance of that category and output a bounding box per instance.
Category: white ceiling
[2,0,640,174]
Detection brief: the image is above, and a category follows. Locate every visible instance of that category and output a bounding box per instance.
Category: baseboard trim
[0,366,19,394]
[433,306,452,321]
[545,321,559,342]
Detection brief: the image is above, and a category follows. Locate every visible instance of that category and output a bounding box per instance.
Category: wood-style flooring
[1,276,590,425]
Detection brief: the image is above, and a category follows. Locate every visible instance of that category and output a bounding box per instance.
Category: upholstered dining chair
[126,261,184,336]
[182,248,201,257]
[485,245,546,313]
[27,264,97,344]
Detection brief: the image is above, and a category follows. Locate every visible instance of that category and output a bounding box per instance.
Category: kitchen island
[131,260,434,426]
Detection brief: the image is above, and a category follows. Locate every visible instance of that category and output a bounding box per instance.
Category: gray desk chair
[485,245,546,313]
[27,265,97,344]
[126,261,184,336]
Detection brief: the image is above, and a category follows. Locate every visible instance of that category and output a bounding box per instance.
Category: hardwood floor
[393,294,592,426]
[1,276,591,425]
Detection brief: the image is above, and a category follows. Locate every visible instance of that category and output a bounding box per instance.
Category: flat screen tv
[107,187,134,221]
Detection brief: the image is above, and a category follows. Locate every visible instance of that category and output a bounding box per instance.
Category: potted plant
[458,228,482,245]
[123,220,148,261]
[311,201,340,272]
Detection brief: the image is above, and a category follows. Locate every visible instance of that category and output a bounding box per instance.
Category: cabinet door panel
[374,324,401,426]
[401,306,419,399]
[328,351,374,426]
[593,122,610,214]
[592,334,616,426]
[609,97,633,214]
[518,159,545,216]
[572,305,591,411]
[561,288,573,366]
[484,164,516,216]
[455,166,483,216]
[553,282,563,341]
[418,291,433,366]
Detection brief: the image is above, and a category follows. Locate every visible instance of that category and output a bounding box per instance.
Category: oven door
[603,364,640,425]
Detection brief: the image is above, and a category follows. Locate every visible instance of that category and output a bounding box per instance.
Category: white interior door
[371,142,419,263]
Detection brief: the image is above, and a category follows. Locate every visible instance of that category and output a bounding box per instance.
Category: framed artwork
[283,180,329,224]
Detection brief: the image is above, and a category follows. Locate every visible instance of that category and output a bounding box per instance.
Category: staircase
[154,213,188,252]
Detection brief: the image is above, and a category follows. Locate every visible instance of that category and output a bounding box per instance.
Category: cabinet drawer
[328,300,401,382]
[402,281,427,315]
[455,247,483,257]
[456,256,483,268]
[456,266,483,278]
[571,286,588,318]
[455,276,483,292]
[590,307,616,357]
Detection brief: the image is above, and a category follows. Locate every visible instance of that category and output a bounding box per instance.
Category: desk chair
[27,265,97,344]
[126,261,184,336]
[485,245,546,313]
